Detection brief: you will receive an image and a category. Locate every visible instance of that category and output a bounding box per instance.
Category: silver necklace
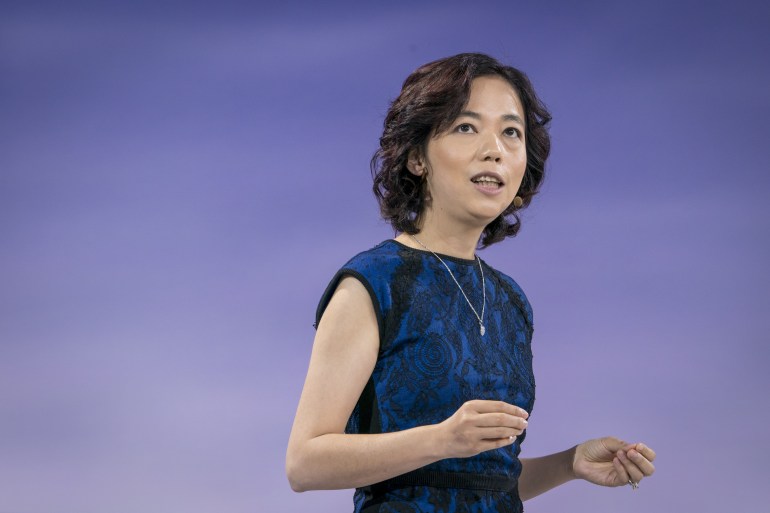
[410,235,486,336]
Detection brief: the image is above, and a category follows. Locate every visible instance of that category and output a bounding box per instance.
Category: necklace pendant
[409,234,487,339]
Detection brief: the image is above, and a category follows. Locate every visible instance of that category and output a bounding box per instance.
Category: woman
[286,53,656,512]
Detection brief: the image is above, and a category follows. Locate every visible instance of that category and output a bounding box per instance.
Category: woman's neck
[395,225,483,260]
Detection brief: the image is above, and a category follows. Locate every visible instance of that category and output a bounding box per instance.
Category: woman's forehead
[464,76,525,119]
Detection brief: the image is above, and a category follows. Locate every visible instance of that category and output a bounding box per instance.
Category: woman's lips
[471,171,505,195]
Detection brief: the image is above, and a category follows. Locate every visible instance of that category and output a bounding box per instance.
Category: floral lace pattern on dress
[316,240,535,513]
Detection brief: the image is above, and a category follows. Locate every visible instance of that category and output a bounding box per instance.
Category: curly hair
[371,53,551,248]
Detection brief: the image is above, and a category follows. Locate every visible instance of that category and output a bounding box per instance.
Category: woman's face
[414,75,527,231]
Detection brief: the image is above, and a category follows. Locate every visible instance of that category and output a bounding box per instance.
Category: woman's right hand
[437,400,529,458]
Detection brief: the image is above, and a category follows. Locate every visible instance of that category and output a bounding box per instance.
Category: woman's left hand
[572,436,656,488]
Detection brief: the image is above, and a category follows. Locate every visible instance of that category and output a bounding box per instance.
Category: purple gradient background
[1,1,768,512]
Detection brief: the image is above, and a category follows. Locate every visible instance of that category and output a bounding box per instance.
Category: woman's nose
[479,133,503,162]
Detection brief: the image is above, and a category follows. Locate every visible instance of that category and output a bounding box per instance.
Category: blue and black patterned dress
[316,240,536,513]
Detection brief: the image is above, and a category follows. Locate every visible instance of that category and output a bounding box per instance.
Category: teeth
[473,177,501,184]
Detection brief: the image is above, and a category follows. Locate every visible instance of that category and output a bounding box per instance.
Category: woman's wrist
[425,422,449,461]
[564,445,578,481]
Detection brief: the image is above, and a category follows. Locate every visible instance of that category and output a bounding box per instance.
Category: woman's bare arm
[285,276,528,492]
[518,448,576,501]
[518,438,656,501]
[286,276,442,491]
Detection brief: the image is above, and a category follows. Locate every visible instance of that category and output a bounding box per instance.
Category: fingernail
[523,420,528,427]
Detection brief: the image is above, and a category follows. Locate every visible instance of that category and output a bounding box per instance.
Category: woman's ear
[406,148,426,177]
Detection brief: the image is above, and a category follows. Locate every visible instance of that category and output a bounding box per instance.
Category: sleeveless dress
[315,240,536,513]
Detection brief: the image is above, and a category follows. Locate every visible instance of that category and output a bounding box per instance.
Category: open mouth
[471,176,503,189]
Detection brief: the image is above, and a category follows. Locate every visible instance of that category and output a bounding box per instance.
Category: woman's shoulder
[314,240,403,331]
[341,239,406,272]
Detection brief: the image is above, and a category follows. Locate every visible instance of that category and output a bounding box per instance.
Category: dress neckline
[387,239,481,266]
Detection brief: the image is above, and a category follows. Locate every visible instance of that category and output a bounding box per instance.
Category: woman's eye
[504,127,521,138]
[456,123,474,133]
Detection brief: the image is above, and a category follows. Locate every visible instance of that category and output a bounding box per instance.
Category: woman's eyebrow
[502,113,525,125]
[458,110,525,126]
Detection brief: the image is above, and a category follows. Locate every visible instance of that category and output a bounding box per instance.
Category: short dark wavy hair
[371,53,552,248]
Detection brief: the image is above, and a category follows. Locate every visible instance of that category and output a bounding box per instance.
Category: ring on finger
[627,479,639,491]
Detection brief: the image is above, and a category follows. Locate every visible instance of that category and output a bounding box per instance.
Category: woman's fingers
[468,400,529,435]
[627,448,656,476]
[485,436,517,449]
[475,412,528,429]
[612,455,631,483]
[635,443,657,463]
[474,411,528,439]
[617,450,645,483]
[622,442,656,462]
[441,400,530,458]
[466,400,529,419]
[619,442,656,476]
[478,426,524,439]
